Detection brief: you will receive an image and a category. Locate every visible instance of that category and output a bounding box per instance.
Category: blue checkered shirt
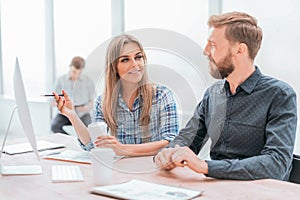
[80,84,179,151]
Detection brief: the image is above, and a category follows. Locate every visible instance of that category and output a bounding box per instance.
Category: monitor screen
[13,58,39,160]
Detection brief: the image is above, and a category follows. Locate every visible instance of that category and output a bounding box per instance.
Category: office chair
[290,154,300,184]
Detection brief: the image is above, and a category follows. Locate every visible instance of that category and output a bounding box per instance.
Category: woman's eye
[135,55,143,60]
[120,58,129,63]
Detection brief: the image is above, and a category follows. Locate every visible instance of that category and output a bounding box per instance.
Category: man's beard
[208,51,234,79]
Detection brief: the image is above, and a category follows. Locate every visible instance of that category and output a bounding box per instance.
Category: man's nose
[203,44,210,56]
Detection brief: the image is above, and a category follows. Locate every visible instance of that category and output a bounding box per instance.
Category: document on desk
[90,179,203,200]
[2,140,65,155]
[43,149,91,164]
[43,149,124,164]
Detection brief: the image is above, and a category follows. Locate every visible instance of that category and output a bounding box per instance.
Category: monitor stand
[0,106,42,175]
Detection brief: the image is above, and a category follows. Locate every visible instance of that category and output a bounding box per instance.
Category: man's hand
[154,145,181,170]
[171,145,208,174]
[155,145,209,174]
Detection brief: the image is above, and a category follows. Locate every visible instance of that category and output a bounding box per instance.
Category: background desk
[1,134,300,200]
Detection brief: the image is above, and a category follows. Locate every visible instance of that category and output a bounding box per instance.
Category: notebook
[90,179,203,200]
[1,140,65,155]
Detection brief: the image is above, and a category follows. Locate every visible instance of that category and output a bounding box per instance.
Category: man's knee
[51,120,63,133]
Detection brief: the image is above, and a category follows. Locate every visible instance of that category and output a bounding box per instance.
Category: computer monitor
[13,57,39,160]
[0,58,42,175]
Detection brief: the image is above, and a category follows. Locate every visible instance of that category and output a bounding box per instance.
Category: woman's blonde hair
[102,34,153,135]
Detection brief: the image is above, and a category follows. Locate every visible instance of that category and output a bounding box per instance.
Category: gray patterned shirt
[168,67,297,180]
[55,73,94,116]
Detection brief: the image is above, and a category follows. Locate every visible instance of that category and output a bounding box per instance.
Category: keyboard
[51,165,84,183]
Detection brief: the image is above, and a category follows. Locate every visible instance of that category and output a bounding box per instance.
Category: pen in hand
[41,94,64,97]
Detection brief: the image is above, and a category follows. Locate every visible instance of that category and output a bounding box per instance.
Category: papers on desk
[2,140,65,155]
[90,179,203,200]
[43,149,124,164]
[43,149,91,164]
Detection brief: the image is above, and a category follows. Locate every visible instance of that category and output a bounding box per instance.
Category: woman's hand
[94,135,126,156]
[52,90,75,118]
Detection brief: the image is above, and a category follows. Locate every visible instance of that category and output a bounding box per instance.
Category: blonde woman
[53,34,179,156]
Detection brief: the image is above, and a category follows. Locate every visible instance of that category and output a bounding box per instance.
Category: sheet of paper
[43,149,124,164]
[43,149,91,164]
[91,179,203,200]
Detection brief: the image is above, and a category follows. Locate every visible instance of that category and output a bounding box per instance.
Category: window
[222,0,300,113]
[53,0,111,79]
[125,0,208,46]
[125,0,210,126]
[1,0,45,98]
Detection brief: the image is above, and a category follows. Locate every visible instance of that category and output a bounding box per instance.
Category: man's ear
[236,43,248,55]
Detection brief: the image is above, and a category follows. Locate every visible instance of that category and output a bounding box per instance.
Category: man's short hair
[208,11,263,60]
[70,56,85,70]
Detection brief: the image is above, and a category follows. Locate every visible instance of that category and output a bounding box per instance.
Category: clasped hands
[154,145,209,174]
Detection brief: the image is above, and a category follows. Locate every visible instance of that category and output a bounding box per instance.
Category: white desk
[1,134,300,200]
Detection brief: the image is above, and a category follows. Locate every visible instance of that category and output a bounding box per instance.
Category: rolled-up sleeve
[78,138,94,151]
[79,95,104,151]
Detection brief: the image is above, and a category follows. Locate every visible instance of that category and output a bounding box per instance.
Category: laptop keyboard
[51,165,84,182]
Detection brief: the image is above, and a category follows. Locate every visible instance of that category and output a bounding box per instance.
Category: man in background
[51,56,94,135]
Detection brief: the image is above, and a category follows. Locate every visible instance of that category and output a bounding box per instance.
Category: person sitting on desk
[51,56,95,135]
[154,11,297,181]
[53,34,179,156]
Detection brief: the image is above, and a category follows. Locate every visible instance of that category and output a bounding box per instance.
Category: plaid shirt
[80,84,179,151]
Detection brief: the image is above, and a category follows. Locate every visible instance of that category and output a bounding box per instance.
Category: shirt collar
[223,66,262,94]
[65,73,83,81]
[239,66,262,94]
[118,89,142,110]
